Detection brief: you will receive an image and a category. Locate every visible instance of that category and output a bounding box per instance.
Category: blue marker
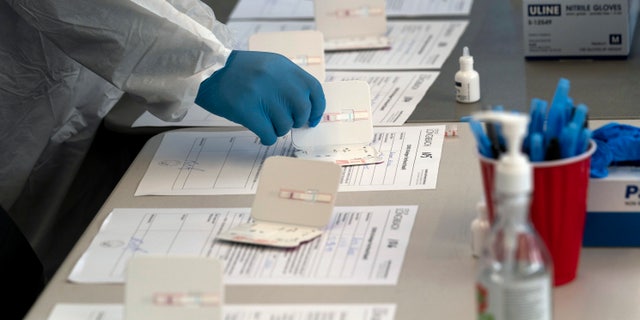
[571,103,588,129]
[565,96,575,126]
[545,78,570,143]
[530,98,547,136]
[529,132,545,162]
[524,98,547,155]
[469,120,493,158]
[559,122,580,158]
[576,127,592,155]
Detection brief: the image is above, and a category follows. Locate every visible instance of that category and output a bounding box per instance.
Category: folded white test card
[249,29,325,81]
[314,0,390,51]
[293,80,384,166]
[125,256,223,320]
[216,156,341,248]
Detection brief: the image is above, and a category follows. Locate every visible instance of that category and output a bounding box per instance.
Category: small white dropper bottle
[455,46,480,103]
[473,110,553,320]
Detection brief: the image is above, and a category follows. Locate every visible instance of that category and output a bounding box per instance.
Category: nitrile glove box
[523,0,640,57]
[583,166,640,246]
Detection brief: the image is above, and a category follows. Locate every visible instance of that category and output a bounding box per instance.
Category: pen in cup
[466,78,591,162]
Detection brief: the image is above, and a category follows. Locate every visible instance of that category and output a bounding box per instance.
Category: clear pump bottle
[472,111,553,320]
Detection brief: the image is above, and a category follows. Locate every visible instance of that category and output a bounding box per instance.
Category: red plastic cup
[478,140,596,286]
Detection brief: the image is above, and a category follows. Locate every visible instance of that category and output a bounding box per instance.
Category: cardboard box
[584,166,640,246]
[523,0,640,57]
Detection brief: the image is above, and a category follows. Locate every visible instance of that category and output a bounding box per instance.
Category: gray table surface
[104,0,640,135]
[25,119,640,320]
[31,0,640,317]
[416,0,640,123]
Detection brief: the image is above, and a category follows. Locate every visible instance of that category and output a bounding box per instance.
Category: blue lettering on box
[625,185,639,199]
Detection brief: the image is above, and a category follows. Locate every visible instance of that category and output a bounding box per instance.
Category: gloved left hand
[195,50,326,145]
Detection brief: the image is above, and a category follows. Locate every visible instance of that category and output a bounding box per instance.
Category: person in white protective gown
[0,1,325,317]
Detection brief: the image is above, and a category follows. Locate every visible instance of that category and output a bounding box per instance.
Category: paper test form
[69,206,418,285]
[133,125,445,196]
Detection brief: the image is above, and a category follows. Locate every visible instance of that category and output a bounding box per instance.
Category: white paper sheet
[132,71,438,128]
[134,125,444,196]
[47,303,396,320]
[69,206,417,285]
[226,20,468,70]
[229,0,474,19]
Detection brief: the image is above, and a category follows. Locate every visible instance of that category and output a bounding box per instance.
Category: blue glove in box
[584,166,640,246]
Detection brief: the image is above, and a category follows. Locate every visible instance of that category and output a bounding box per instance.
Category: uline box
[523,0,640,57]
[584,166,640,246]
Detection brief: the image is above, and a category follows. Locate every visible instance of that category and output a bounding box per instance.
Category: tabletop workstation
[27,0,640,319]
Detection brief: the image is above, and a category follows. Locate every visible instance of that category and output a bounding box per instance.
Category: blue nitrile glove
[590,122,640,178]
[195,50,326,145]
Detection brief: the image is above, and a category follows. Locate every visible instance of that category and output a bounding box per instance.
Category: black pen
[545,138,561,161]
[485,122,502,159]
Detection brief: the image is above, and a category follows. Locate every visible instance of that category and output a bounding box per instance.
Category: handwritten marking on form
[47,303,397,320]
[68,206,417,284]
[134,125,444,196]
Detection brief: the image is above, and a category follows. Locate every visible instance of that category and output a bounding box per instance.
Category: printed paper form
[134,125,445,196]
[48,303,396,320]
[226,20,469,70]
[68,206,417,285]
[132,71,438,128]
[229,0,473,19]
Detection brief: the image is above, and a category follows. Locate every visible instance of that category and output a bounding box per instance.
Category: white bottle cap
[459,46,474,71]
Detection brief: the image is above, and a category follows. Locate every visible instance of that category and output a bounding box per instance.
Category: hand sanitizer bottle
[455,46,480,103]
[472,111,553,320]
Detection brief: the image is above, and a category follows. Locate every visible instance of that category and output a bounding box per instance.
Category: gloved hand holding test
[195,50,326,146]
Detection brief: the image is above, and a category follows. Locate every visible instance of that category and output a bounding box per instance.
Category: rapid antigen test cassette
[216,156,341,248]
[125,256,223,320]
[314,0,390,51]
[292,80,384,166]
[249,30,326,81]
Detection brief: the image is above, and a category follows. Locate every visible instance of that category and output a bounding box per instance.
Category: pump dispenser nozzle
[471,111,530,195]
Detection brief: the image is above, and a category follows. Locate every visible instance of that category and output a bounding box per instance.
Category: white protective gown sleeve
[8,0,233,121]
[0,0,232,278]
